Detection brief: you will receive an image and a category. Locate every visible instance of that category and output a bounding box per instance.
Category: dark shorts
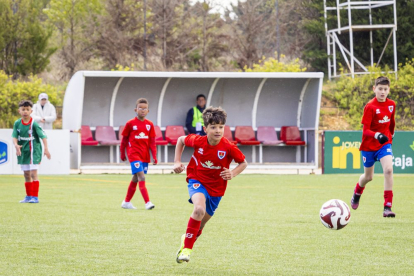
[361,144,393,167]
[188,179,222,216]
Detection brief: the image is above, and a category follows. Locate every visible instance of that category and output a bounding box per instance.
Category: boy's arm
[220,160,248,180]
[120,136,128,161]
[149,137,157,165]
[42,138,51,159]
[173,136,187,173]
[361,105,388,144]
[390,104,396,137]
[12,138,22,156]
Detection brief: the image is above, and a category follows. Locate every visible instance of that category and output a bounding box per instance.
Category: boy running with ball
[173,106,247,263]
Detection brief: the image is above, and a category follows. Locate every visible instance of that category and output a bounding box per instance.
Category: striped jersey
[12,118,47,164]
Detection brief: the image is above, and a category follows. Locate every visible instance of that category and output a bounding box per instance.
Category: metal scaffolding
[324,0,397,79]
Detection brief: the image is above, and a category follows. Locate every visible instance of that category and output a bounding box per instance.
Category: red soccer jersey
[184,134,246,197]
[360,97,395,152]
[122,118,155,162]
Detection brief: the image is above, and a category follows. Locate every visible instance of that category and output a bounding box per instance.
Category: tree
[94,0,148,69]
[44,0,102,78]
[225,0,276,70]
[0,0,56,77]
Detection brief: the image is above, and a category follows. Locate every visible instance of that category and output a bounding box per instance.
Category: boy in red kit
[120,98,157,210]
[173,106,248,263]
[351,76,396,217]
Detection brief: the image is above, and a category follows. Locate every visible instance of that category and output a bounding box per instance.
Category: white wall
[0,129,70,175]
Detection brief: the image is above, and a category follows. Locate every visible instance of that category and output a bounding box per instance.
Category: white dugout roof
[63,71,323,169]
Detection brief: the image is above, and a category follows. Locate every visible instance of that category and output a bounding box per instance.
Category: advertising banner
[323,131,414,174]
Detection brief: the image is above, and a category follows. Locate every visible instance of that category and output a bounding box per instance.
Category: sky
[189,0,246,16]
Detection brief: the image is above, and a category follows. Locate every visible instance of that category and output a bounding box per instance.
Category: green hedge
[0,71,64,128]
[329,61,414,130]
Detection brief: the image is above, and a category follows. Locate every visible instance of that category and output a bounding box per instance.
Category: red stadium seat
[81,125,99,146]
[224,125,238,145]
[234,126,261,145]
[280,126,306,146]
[257,126,283,145]
[95,126,121,145]
[165,125,185,145]
[155,125,168,146]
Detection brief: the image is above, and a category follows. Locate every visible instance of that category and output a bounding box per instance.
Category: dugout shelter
[63,71,323,171]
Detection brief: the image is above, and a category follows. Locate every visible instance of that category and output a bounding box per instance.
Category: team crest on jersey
[363,156,366,163]
[193,183,200,189]
[133,125,138,130]
[388,106,394,112]
[218,151,226,159]
[134,162,140,168]
[146,124,151,131]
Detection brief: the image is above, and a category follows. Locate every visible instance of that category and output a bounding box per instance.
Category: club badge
[218,151,226,160]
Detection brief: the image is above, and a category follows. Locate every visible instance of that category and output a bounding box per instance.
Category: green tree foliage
[0,70,64,128]
[329,61,414,130]
[244,54,307,72]
[0,0,56,77]
[44,0,102,77]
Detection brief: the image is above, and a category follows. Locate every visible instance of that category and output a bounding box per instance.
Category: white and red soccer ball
[320,199,351,230]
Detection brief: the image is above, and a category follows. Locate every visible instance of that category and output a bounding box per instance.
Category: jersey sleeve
[361,104,374,126]
[149,122,156,138]
[184,134,198,148]
[122,122,131,137]
[389,102,396,135]
[12,121,18,138]
[33,122,47,139]
[229,145,245,163]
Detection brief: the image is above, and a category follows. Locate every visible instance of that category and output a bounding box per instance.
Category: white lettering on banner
[341,141,361,150]
[392,155,413,170]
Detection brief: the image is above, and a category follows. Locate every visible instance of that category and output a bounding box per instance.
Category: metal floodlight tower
[324,0,397,79]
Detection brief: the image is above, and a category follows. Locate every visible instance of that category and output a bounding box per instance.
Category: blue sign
[0,140,8,165]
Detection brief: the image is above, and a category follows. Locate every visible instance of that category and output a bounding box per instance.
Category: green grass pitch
[1,174,414,275]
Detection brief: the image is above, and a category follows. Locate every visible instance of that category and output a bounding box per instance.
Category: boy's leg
[195,213,212,240]
[122,174,138,209]
[177,193,205,263]
[351,165,374,210]
[21,170,33,203]
[125,174,138,202]
[28,170,39,203]
[136,171,153,209]
[380,155,395,217]
[185,193,205,248]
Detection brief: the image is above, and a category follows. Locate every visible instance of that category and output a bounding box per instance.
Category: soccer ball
[320,199,351,230]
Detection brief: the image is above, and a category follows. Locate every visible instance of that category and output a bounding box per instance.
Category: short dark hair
[136,98,148,107]
[203,106,227,126]
[18,100,33,107]
[375,76,390,87]
[196,94,206,100]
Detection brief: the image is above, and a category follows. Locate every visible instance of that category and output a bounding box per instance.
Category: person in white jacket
[31,93,57,130]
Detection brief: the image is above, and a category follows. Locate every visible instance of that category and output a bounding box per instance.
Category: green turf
[1,174,414,275]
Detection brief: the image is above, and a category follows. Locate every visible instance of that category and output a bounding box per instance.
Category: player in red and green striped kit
[12,100,51,203]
